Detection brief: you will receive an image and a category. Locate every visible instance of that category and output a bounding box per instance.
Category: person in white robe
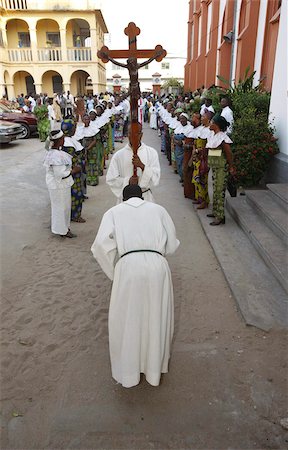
[220,97,234,134]
[106,122,160,203]
[43,130,77,238]
[91,184,180,388]
[149,104,157,129]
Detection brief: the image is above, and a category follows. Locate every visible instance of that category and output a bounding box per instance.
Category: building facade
[0,0,108,98]
[106,53,185,94]
[184,0,287,170]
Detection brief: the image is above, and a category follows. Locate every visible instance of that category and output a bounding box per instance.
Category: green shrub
[216,69,279,187]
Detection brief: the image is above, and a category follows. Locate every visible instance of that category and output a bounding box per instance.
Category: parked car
[0,120,25,143]
[0,104,37,138]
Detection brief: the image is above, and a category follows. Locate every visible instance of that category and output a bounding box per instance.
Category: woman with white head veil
[43,129,77,238]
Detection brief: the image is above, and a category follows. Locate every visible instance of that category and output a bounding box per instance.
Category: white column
[6,83,15,100]
[60,28,67,62]
[231,0,241,86]
[29,27,38,62]
[90,27,97,62]
[63,82,71,93]
[34,83,43,94]
[253,0,267,86]
[269,0,288,155]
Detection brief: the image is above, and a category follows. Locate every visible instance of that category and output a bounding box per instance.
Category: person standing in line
[81,113,99,186]
[43,129,77,238]
[61,119,86,223]
[34,98,50,142]
[91,184,180,388]
[106,122,160,203]
[206,114,235,225]
[173,113,193,184]
[52,95,62,125]
[149,102,157,129]
[220,97,234,134]
[65,90,74,116]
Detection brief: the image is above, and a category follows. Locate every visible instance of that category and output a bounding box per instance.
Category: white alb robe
[44,150,73,235]
[106,143,160,203]
[149,106,157,129]
[91,197,180,387]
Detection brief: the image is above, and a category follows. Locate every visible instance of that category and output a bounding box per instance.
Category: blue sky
[101,0,189,58]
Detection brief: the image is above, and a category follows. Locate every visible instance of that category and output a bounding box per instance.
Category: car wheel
[19,123,31,139]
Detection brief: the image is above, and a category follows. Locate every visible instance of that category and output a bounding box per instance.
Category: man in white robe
[106,122,160,203]
[91,184,179,388]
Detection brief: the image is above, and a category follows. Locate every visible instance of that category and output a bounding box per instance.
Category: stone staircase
[225,183,288,328]
[195,183,288,331]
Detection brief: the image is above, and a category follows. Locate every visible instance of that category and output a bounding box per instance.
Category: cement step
[196,209,288,330]
[245,190,288,244]
[226,196,288,294]
[267,183,288,210]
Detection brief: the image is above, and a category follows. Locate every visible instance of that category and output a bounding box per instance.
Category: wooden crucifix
[97,22,167,177]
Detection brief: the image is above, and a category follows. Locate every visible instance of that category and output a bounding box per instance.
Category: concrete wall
[269,0,288,157]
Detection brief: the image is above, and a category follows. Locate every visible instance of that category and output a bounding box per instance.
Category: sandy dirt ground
[0,126,287,450]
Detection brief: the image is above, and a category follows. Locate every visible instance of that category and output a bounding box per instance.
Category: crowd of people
[156,93,235,225]
[41,88,236,239]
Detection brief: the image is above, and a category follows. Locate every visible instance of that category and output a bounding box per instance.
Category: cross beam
[97,22,167,178]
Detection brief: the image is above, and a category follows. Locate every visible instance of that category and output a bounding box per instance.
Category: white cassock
[44,150,73,235]
[106,143,160,203]
[91,198,180,387]
[149,106,157,129]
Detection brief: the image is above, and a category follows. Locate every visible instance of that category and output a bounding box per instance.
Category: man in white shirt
[200,98,215,116]
[220,97,234,134]
[64,90,74,116]
[28,94,36,112]
[91,184,179,388]
[106,122,160,203]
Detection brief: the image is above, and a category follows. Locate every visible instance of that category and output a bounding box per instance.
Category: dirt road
[0,127,287,449]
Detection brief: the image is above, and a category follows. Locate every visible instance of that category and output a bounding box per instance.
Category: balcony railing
[38,48,62,62]
[8,48,32,62]
[6,47,92,63]
[0,0,27,9]
[1,0,100,10]
[67,47,92,62]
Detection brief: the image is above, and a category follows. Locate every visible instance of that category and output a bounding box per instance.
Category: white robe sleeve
[139,147,161,190]
[91,210,118,281]
[106,154,130,200]
[53,165,71,183]
[162,209,180,255]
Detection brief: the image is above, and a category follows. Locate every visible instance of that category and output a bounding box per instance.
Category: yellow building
[0,0,108,98]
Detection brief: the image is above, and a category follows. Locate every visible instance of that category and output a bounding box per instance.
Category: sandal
[197,203,207,209]
[210,218,225,226]
[61,230,77,238]
[71,217,86,223]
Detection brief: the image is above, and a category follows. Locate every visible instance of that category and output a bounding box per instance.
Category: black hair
[123,184,143,201]
[212,113,229,132]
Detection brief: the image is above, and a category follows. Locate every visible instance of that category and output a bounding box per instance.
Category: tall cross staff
[97,22,167,178]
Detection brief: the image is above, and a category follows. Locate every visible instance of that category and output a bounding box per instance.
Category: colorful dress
[182,137,195,199]
[84,135,98,186]
[114,116,124,142]
[34,105,50,142]
[63,144,84,220]
[206,131,233,220]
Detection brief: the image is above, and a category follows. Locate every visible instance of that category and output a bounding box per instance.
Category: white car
[0,120,25,144]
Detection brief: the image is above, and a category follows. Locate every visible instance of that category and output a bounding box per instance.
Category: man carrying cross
[106,121,160,203]
[98,22,166,202]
